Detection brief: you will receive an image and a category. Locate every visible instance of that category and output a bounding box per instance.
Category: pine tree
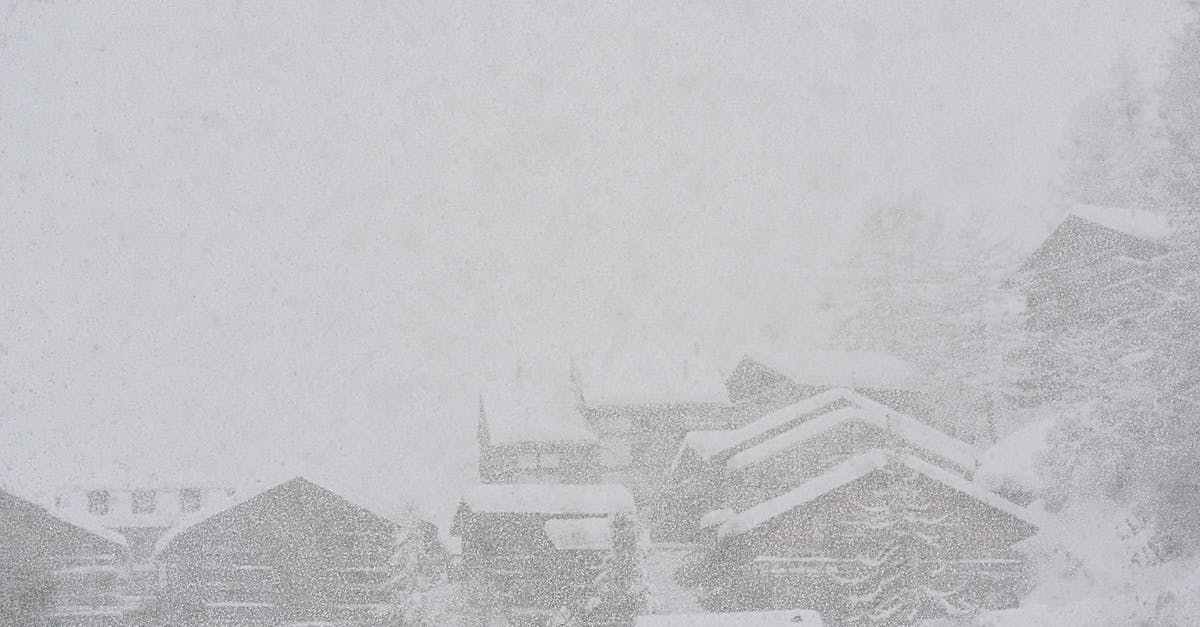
[379,517,450,626]
[837,461,975,625]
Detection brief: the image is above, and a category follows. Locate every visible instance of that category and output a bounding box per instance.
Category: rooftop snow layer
[735,347,925,390]
[575,348,730,406]
[682,388,852,460]
[463,483,634,515]
[719,450,1038,538]
[543,517,613,550]
[481,371,596,444]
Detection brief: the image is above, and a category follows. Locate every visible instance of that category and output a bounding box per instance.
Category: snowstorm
[2,1,1199,625]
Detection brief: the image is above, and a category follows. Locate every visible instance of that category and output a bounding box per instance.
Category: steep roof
[732,347,925,391]
[462,483,634,515]
[718,449,1040,539]
[1069,205,1173,241]
[726,395,979,472]
[153,474,423,556]
[677,388,976,473]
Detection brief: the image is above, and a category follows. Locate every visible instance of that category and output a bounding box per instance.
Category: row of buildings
[0,206,1169,624]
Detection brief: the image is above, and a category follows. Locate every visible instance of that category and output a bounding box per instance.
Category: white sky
[0,1,1188,523]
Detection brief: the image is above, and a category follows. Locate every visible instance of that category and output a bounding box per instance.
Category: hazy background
[0,1,1187,523]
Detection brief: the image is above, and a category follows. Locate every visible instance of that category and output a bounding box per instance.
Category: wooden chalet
[452,483,634,625]
[0,484,132,625]
[151,476,437,625]
[477,377,601,485]
[664,386,1037,623]
[1018,206,1173,329]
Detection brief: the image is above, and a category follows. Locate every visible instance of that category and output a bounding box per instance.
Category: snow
[543,517,612,550]
[481,370,597,444]
[720,449,1039,538]
[682,388,853,460]
[1068,204,1174,240]
[462,483,635,515]
[975,419,1053,496]
[635,609,824,626]
[735,346,926,390]
[681,388,978,474]
[574,347,731,406]
[697,509,734,529]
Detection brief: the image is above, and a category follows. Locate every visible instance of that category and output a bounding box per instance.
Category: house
[571,349,734,540]
[0,483,132,625]
[687,450,1038,621]
[42,485,238,563]
[663,387,1035,623]
[451,483,635,625]
[151,475,438,625]
[1018,206,1173,329]
[477,375,600,485]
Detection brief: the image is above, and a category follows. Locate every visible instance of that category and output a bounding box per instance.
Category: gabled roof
[153,474,422,556]
[718,449,1040,539]
[676,388,976,474]
[681,388,852,461]
[1069,205,1173,241]
[461,483,634,516]
[0,483,128,549]
[730,347,926,391]
[727,395,978,473]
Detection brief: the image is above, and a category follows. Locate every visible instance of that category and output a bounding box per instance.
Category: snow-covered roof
[575,348,731,406]
[678,388,976,472]
[976,419,1053,496]
[462,483,634,515]
[682,388,852,460]
[635,609,824,626]
[153,474,424,556]
[1068,204,1174,241]
[482,372,596,444]
[719,449,1040,538]
[543,517,612,550]
[0,482,128,549]
[733,347,925,391]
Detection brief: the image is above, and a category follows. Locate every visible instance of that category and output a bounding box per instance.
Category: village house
[452,483,635,625]
[1017,205,1173,329]
[150,475,438,625]
[664,382,1039,623]
[1,483,132,625]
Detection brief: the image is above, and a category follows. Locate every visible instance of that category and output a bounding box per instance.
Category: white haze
[0,1,1187,522]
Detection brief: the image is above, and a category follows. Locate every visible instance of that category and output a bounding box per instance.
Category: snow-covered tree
[836,462,976,625]
[550,513,649,627]
[378,518,451,626]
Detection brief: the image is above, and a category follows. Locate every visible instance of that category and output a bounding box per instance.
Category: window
[87,490,110,516]
[179,488,202,513]
[132,490,156,514]
[516,453,539,469]
[540,453,560,469]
